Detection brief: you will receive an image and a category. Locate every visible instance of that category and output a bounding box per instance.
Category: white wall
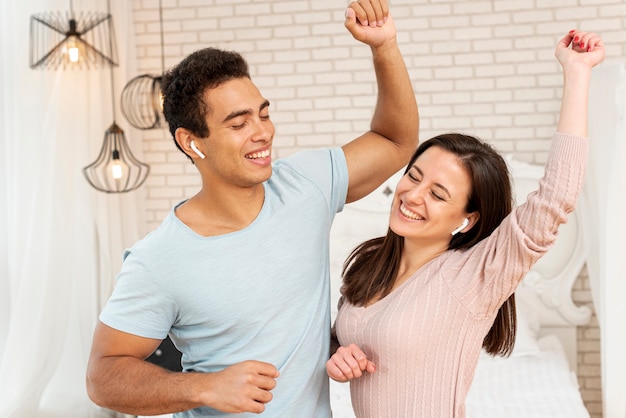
[128,0,626,232]
[126,1,626,416]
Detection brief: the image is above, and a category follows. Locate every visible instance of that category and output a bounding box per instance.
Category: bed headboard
[329,156,591,371]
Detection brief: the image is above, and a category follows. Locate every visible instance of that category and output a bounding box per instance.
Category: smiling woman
[328,152,591,418]
[327,30,605,417]
[391,140,481,253]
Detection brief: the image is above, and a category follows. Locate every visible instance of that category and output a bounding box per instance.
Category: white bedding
[466,335,589,418]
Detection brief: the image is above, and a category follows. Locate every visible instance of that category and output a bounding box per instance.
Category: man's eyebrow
[222,100,270,123]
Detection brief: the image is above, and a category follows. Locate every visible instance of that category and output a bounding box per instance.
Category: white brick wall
[129,1,626,415]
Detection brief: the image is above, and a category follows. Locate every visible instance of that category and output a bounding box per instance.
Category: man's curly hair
[161,48,250,156]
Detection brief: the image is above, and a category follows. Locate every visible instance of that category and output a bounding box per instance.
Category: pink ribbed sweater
[335,133,588,418]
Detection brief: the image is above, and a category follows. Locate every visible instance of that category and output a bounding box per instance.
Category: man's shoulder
[272,147,345,181]
[122,210,182,258]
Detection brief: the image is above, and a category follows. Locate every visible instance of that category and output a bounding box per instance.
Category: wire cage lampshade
[30,8,118,70]
[82,0,149,194]
[120,0,166,130]
[83,122,150,193]
[120,74,165,129]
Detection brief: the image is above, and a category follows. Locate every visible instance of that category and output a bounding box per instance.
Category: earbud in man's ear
[190,140,205,159]
[451,218,470,236]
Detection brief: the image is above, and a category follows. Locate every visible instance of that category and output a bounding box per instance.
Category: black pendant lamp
[30,0,118,70]
[83,1,149,193]
[120,0,166,130]
[83,122,150,193]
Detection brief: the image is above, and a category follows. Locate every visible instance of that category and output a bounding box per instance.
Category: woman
[327,30,605,418]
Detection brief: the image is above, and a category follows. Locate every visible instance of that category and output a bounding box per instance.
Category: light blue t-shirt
[100,147,348,418]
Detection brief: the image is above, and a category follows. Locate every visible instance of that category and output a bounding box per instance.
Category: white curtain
[0,0,146,417]
[584,62,626,418]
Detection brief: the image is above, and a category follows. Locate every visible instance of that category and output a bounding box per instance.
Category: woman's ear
[451,218,470,236]
[466,212,480,231]
[453,212,480,235]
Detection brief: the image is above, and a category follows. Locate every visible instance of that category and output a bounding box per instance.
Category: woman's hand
[554,30,605,136]
[326,343,376,382]
[555,30,605,71]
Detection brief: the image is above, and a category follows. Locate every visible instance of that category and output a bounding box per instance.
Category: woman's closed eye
[431,191,445,201]
[408,172,445,201]
[407,172,421,183]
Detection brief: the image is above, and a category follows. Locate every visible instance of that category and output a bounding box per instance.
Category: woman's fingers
[326,344,377,382]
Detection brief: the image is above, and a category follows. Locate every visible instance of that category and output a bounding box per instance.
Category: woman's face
[389,146,475,246]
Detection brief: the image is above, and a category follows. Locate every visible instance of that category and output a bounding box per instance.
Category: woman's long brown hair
[341,133,516,357]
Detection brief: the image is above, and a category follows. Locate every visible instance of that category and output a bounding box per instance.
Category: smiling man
[86,1,418,417]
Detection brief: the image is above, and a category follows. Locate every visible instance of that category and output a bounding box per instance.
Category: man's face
[198,77,275,188]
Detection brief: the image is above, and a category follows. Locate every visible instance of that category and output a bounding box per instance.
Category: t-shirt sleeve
[99,247,177,339]
[279,147,349,216]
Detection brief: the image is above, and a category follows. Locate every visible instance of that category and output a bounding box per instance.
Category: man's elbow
[86,363,113,409]
[397,132,419,163]
[86,375,104,407]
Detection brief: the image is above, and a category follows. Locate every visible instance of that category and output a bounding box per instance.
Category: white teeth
[246,149,270,159]
[400,204,423,220]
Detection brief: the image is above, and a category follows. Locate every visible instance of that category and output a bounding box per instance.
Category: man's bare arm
[342,1,419,203]
[86,322,279,416]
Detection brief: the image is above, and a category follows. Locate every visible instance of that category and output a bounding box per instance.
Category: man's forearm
[370,39,419,151]
[87,356,204,416]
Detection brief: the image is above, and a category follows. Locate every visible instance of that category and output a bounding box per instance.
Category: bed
[328,156,591,418]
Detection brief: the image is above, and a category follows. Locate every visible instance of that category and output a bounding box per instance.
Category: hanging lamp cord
[159,0,165,75]
[106,0,116,124]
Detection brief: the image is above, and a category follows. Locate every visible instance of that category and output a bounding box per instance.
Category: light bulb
[111,162,123,179]
[68,46,79,62]
[106,150,129,182]
[63,36,81,63]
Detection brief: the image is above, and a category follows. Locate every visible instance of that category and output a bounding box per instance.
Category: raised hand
[553,30,605,136]
[344,0,395,47]
[555,30,605,70]
[326,343,376,382]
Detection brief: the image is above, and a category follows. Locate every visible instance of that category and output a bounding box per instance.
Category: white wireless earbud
[451,218,470,236]
[190,140,205,159]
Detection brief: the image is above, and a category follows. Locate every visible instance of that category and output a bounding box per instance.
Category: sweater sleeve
[515,132,588,246]
[446,132,589,318]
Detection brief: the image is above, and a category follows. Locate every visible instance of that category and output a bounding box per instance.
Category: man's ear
[175,128,203,160]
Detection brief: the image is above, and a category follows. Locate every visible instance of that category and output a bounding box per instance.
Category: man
[86,1,418,417]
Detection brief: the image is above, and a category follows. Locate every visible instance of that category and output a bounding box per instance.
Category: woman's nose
[405,184,426,204]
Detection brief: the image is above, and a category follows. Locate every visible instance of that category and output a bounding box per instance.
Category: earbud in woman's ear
[451,218,470,236]
[190,140,205,159]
